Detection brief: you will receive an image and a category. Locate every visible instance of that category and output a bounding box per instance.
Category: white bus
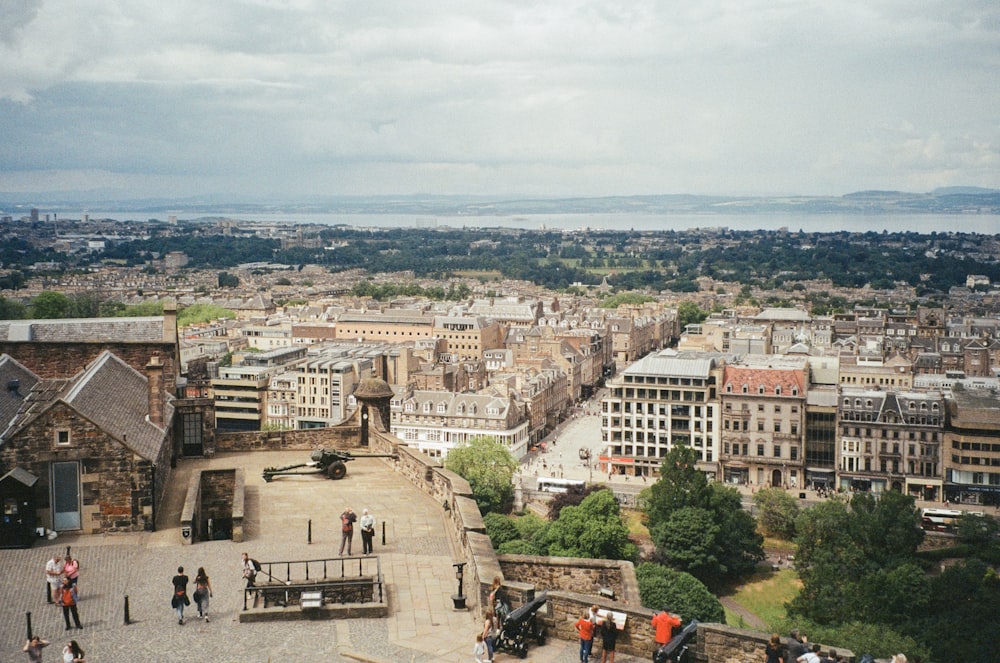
[920,508,963,533]
[536,477,586,494]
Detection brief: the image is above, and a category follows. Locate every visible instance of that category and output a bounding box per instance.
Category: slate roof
[2,351,171,461]
[0,355,41,440]
[0,317,168,343]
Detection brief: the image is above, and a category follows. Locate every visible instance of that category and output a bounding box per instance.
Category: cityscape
[3,1,999,662]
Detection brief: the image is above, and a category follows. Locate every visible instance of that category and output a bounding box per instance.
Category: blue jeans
[580,638,593,662]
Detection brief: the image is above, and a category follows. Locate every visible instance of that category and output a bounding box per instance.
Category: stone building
[719,358,808,488]
[0,351,173,534]
[944,389,1000,506]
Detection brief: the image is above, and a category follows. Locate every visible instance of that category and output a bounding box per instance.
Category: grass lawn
[723,568,801,631]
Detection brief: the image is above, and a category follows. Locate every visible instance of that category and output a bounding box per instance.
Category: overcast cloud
[1,0,998,199]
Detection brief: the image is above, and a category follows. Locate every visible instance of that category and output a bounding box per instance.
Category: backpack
[251,558,262,572]
[858,655,875,663]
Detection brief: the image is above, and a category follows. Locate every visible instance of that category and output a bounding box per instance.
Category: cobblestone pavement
[0,451,647,663]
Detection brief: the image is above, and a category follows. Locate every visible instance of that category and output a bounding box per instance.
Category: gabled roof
[3,351,171,461]
[0,355,41,440]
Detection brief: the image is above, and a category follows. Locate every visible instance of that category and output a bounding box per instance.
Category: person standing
[482,609,498,663]
[23,636,49,663]
[766,634,786,663]
[651,608,681,649]
[359,508,376,555]
[58,577,82,630]
[171,566,189,625]
[193,567,213,622]
[575,610,596,662]
[338,506,357,556]
[45,555,65,604]
[600,614,618,663]
[785,630,808,663]
[62,555,80,594]
[473,633,487,663]
[61,640,85,663]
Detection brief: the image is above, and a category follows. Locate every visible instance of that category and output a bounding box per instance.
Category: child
[473,633,488,663]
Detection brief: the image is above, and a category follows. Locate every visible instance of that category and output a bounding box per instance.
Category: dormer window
[759,385,765,395]
[775,386,782,396]
[742,384,749,394]
[437,403,447,414]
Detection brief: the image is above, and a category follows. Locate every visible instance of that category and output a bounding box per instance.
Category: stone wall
[0,341,180,394]
[498,556,632,599]
[0,401,166,534]
[214,425,361,452]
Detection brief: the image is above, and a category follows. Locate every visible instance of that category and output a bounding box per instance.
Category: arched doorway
[771,469,782,487]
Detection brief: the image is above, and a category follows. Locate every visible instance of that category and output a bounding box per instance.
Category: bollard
[65,545,71,558]
[308,519,312,544]
[26,611,32,640]
[381,520,386,546]
[124,595,131,625]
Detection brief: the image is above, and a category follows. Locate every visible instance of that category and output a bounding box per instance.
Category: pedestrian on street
[62,554,80,594]
[600,614,618,663]
[171,565,189,625]
[359,508,376,555]
[57,577,82,630]
[241,552,258,588]
[339,506,357,556]
[45,555,64,604]
[23,636,49,663]
[193,566,213,622]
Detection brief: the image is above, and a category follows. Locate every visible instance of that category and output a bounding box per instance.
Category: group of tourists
[338,505,376,556]
[43,553,83,631]
[22,636,84,663]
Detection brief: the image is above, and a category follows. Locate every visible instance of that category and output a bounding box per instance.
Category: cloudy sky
[1,0,998,200]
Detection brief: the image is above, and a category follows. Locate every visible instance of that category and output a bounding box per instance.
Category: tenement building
[837,388,945,500]
[718,356,808,488]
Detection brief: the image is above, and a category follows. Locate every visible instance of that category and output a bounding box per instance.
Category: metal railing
[243,555,384,610]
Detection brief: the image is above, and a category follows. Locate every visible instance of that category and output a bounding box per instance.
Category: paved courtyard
[0,450,646,663]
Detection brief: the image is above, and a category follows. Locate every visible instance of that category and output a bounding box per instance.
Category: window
[757,444,764,456]
[55,430,71,446]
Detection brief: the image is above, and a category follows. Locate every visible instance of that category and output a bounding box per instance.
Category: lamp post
[451,562,467,610]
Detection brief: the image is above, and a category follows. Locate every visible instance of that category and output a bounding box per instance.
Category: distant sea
[86,211,1000,234]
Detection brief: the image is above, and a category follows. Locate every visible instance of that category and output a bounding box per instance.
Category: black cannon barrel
[503,591,548,629]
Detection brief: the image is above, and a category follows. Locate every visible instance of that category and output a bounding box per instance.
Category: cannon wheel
[536,626,546,646]
[327,461,348,480]
[517,643,528,659]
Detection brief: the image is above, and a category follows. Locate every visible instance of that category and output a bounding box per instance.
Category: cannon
[494,591,547,659]
[653,619,699,663]
[262,448,397,482]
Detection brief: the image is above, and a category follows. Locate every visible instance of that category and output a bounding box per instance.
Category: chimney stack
[147,354,164,427]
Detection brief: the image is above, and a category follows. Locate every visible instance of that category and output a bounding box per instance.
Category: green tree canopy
[643,446,762,588]
[677,301,708,328]
[536,489,638,560]
[30,290,73,318]
[753,487,800,539]
[635,562,724,624]
[443,436,518,514]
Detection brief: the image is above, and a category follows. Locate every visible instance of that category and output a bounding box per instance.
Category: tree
[547,484,605,520]
[31,291,73,318]
[643,446,762,588]
[957,512,1000,544]
[443,436,518,514]
[642,445,711,527]
[0,296,28,320]
[218,271,240,288]
[536,489,637,560]
[635,562,724,623]
[484,512,520,548]
[651,507,721,579]
[753,487,800,539]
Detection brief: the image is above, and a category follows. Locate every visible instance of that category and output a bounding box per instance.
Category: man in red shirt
[575,610,596,662]
[651,608,681,647]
